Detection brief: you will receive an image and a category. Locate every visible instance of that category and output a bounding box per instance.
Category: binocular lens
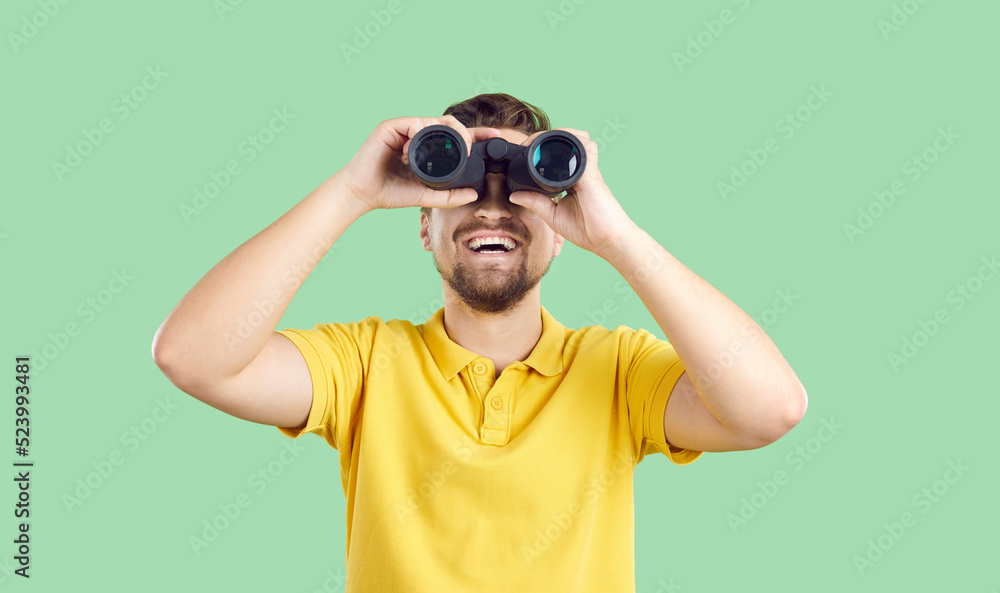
[413,131,463,178]
[532,137,580,182]
[408,124,585,194]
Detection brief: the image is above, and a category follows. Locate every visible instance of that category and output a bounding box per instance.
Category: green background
[2,0,998,590]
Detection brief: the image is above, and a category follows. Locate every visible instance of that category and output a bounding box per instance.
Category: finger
[578,137,599,174]
[470,127,503,145]
[548,129,598,172]
[400,116,459,164]
[379,116,426,152]
[554,127,591,140]
[521,129,546,145]
[403,118,498,165]
[438,115,475,155]
[508,190,557,228]
[521,127,589,147]
[417,187,479,209]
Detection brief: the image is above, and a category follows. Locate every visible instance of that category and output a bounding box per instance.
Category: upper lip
[462,231,521,247]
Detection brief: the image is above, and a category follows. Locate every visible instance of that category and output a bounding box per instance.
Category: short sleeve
[273,317,378,450]
[624,328,704,466]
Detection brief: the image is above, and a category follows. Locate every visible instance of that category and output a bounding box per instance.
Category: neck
[440,288,543,368]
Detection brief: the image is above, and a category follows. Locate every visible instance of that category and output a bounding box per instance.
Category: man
[152,93,807,592]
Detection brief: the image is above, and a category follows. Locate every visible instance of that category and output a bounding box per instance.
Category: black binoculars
[407,124,587,196]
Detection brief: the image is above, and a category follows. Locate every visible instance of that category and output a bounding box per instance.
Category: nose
[473,173,513,219]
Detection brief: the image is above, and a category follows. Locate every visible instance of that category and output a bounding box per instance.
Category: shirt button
[473,362,487,375]
[490,397,502,409]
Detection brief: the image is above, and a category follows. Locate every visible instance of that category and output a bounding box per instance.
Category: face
[419,127,564,315]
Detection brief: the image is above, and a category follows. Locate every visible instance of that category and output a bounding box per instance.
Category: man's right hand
[337,116,503,212]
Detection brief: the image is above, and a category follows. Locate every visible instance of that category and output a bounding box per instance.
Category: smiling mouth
[463,237,521,257]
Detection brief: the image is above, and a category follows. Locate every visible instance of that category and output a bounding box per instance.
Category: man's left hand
[508,128,636,259]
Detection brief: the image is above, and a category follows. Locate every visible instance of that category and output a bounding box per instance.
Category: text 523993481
[14,357,32,579]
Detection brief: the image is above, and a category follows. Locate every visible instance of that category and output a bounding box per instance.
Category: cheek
[536,231,557,255]
[437,235,460,256]
[527,240,554,261]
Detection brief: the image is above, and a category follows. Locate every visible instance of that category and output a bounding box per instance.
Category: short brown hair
[421,93,550,219]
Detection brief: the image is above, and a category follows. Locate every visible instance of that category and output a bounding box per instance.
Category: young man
[152,94,807,591]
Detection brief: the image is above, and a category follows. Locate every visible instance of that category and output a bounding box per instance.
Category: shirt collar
[420,305,566,381]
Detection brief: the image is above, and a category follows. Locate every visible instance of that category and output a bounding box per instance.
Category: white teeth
[467,236,516,251]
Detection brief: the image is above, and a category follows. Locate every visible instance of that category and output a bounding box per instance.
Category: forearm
[152,172,371,383]
[600,224,806,435]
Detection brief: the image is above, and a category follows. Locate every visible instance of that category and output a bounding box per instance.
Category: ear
[419,211,432,251]
[552,232,564,257]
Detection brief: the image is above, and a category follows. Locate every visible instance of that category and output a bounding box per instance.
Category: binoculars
[407,124,587,196]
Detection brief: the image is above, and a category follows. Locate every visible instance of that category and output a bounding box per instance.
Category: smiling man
[415,125,566,377]
[152,94,807,592]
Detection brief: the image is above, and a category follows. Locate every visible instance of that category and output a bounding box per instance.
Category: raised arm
[151,116,497,428]
[151,175,370,427]
[506,127,808,453]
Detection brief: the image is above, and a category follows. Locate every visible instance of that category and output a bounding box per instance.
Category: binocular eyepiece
[407,125,586,196]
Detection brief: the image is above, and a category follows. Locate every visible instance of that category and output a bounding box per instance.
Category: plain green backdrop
[2,0,998,590]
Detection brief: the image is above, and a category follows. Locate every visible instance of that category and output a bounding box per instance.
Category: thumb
[509,191,555,225]
[422,187,477,209]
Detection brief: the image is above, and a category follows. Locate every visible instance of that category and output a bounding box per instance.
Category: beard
[433,248,554,315]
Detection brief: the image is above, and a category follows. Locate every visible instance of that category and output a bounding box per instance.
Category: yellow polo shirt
[275,305,702,592]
